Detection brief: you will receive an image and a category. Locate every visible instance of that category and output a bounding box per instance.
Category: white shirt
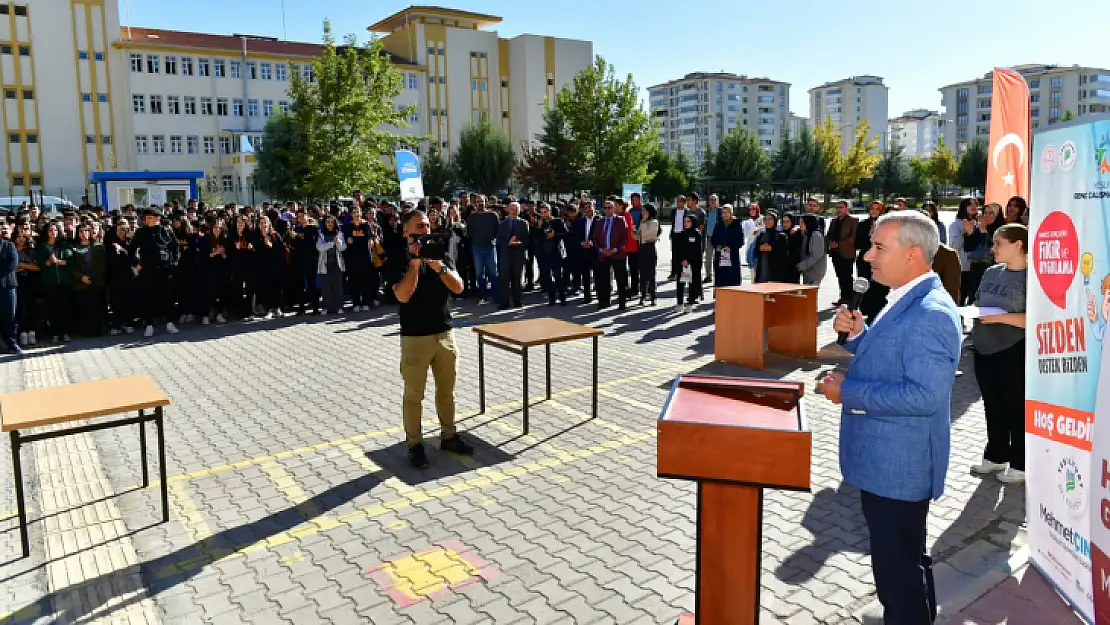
[585,216,596,239]
[868,271,937,330]
[673,208,686,233]
[741,218,760,243]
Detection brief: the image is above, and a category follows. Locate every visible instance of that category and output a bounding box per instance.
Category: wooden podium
[715,283,819,369]
[657,375,811,625]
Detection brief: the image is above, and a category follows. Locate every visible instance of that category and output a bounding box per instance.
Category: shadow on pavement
[774,481,866,584]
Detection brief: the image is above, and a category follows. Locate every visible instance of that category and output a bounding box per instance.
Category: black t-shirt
[388,253,454,336]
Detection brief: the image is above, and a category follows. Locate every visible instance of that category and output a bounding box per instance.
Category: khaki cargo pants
[400,331,457,448]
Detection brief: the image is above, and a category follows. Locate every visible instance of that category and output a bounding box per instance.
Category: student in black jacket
[753,212,791,284]
[536,202,569,306]
[197,218,231,324]
[105,219,136,335]
[342,206,374,312]
[287,212,320,315]
[171,215,198,324]
[253,215,286,319]
[227,214,256,320]
[780,213,803,284]
[132,207,180,337]
[674,213,703,312]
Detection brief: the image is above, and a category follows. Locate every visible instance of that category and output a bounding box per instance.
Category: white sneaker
[166,322,179,335]
[18,332,27,345]
[62,334,71,342]
[144,325,154,337]
[109,328,120,336]
[201,316,211,326]
[997,468,1026,484]
[970,458,1008,475]
[27,331,36,345]
[275,310,284,318]
[683,304,692,313]
[216,314,227,324]
[262,312,273,320]
[124,326,134,335]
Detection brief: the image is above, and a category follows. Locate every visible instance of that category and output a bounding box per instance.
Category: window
[438,76,445,84]
[81,93,92,102]
[129,53,143,72]
[198,58,210,76]
[501,78,508,88]
[1030,79,1040,89]
[203,136,215,154]
[1050,106,1060,119]
[95,52,104,61]
[102,136,111,145]
[18,45,29,57]
[260,63,272,80]
[150,94,163,114]
[221,174,233,192]
[78,50,89,60]
[11,176,23,188]
[1051,91,1062,103]
[22,89,33,100]
[2,89,12,99]
[481,79,487,92]
[98,93,108,102]
[8,133,18,143]
[957,114,968,126]
[183,96,196,115]
[232,98,243,116]
[217,98,228,116]
[146,54,159,73]
[152,135,165,154]
[170,135,182,154]
[187,136,198,154]
[262,100,273,117]
[408,73,418,89]
[429,76,435,84]
[219,137,231,154]
[230,61,241,78]
[181,57,194,76]
[14,5,26,16]
[410,111,420,123]
[201,97,213,115]
[1051,77,1062,89]
[275,63,286,81]
[25,134,36,143]
[279,100,289,114]
[289,62,299,77]
[247,99,259,117]
[214,59,226,77]
[956,88,968,98]
[167,95,180,115]
[132,94,146,113]
[302,64,313,82]
[1031,108,1040,118]
[246,61,257,79]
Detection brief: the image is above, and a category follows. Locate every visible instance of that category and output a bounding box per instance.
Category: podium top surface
[659,375,805,432]
[1,375,169,432]
[472,317,603,347]
[716,283,819,295]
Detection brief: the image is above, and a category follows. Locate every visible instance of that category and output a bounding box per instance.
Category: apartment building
[939,64,1110,158]
[788,113,808,140]
[647,72,791,170]
[1,3,591,204]
[887,109,944,158]
[808,75,889,155]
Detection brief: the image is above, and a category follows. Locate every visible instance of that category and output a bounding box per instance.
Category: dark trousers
[639,243,657,299]
[499,254,524,307]
[346,263,372,307]
[974,340,1026,470]
[0,287,16,349]
[73,289,104,336]
[538,254,565,304]
[108,279,135,329]
[676,262,702,304]
[524,249,536,288]
[290,264,319,313]
[45,285,72,336]
[831,254,855,301]
[626,250,639,295]
[860,490,936,625]
[138,267,175,326]
[597,256,627,308]
[172,265,195,317]
[457,242,475,295]
[958,271,974,306]
[580,249,596,301]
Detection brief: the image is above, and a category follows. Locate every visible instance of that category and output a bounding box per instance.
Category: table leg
[522,346,530,435]
[592,335,598,420]
[478,335,486,414]
[545,343,551,400]
[11,430,28,558]
[155,406,169,523]
[139,410,149,488]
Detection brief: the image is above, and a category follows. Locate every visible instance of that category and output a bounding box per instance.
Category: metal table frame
[9,406,168,558]
[477,334,599,435]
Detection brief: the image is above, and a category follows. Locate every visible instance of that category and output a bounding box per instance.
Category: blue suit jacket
[839,274,962,502]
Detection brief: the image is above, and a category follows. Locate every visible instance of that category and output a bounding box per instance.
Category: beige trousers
[400,331,458,447]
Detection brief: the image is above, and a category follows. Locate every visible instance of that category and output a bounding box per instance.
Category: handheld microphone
[837,277,871,345]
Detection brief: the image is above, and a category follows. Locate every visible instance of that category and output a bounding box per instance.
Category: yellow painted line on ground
[258,459,342,534]
[168,481,214,544]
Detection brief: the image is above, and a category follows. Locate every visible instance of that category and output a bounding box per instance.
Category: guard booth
[89,171,204,211]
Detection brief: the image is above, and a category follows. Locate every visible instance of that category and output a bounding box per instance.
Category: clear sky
[124,0,1106,118]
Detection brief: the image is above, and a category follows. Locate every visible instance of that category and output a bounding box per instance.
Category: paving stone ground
[0,234,1027,624]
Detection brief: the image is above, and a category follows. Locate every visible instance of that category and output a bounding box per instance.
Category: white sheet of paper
[958,306,1007,319]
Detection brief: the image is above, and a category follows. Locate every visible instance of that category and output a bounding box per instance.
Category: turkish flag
[985,68,1031,207]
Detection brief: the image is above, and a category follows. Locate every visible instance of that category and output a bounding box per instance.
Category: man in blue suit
[820,210,962,625]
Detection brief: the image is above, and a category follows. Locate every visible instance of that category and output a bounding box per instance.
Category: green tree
[673,147,694,190]
[521,106,578,195]
[925,138,958,199]
[955,138,989,194]
[254,113,308,200]
[713,128,769,183]
[453,115,516,195]
[772,125,826,195]
[420,145,455,198]
[1060,109,1077,122]
[555,56,657,195]
[697,142,716,190]
[289,21,411,199]
[645,150,687,202]
[199,169,225,207]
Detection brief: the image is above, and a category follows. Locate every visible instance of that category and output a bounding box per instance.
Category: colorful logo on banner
[1026,115,1110,625]
[394,150,424,201]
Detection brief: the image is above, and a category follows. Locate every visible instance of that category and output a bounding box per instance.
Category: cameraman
[391,209,471,468]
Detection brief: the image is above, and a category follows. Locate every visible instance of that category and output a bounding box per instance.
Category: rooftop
[809,75,886,91]
[368,6,502,33]
[647,72,790,90]
[938,64,1110,89]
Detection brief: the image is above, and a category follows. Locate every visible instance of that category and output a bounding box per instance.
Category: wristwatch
[438,264,448,274]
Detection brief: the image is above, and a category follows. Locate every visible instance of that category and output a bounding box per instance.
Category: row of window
[128,53,313,82]
[77,51,106,61]
[0,5,28,16]
[135,134,229,156]
[0,44,31,56]
[131,94,289,117]
[10,175,42,188]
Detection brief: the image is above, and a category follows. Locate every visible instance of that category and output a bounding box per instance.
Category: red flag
[985,68,1031,206]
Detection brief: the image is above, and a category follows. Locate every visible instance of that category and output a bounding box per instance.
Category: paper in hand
[958,306,1007,319]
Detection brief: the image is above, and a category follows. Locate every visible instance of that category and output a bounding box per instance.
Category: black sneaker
[408,443,430,468]
[440,435,474,455]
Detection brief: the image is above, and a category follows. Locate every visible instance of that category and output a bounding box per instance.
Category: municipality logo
[1059,140,1077,172]
[1057,455,1087,516]
[1096,132,1110,175]
[1041,144,1058,174]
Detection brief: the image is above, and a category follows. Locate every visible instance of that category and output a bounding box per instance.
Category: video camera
[411,232,450,260]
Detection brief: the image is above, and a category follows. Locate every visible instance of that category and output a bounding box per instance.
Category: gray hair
[875,209,940,263]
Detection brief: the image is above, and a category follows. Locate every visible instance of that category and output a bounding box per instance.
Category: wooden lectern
[657,375,811,625]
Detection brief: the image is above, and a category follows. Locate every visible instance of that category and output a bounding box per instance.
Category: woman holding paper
[969,223,1028,484]
[710,205,744,288]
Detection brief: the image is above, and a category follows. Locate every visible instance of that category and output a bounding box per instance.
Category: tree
[199,169,225,207]
[713,128,769,183]
[289,20,411,199]
[555,55,657,195]
[517,106,578,196]
[645,150,687,202]
[454,115,516,195]
[420,145,455,198]
[955,138,989,194]
[772,125,826,194]
[862,146,908,200]
[673,147,694,190]
[697,143,716,189]
[1060,109,1077,122]
[925,138,958,199]
[254,113,308,200]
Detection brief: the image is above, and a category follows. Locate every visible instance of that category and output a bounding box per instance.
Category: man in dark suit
[574,200,600,303]
[821,210,962,625]
[0,222,20,355]
[496,202,529,310]
[561,203,583,295]
[827,200,859,305]
[592,198,628,311]
[536,202,568,306]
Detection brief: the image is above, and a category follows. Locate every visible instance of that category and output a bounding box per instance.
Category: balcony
[1092,89,1110,102]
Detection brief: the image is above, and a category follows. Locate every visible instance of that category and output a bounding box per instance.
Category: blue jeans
[472,246,499,300]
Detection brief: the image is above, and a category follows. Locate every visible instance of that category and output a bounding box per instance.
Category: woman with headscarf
[674,213,703,312]
[780,213,802,284]
[753,212,791,283]
[710,204,745,288]
[796,214,828,286]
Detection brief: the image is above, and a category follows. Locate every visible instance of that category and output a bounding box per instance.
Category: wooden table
[473,318,603,435]
[714,283,819,369]
[1,375,171,558]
